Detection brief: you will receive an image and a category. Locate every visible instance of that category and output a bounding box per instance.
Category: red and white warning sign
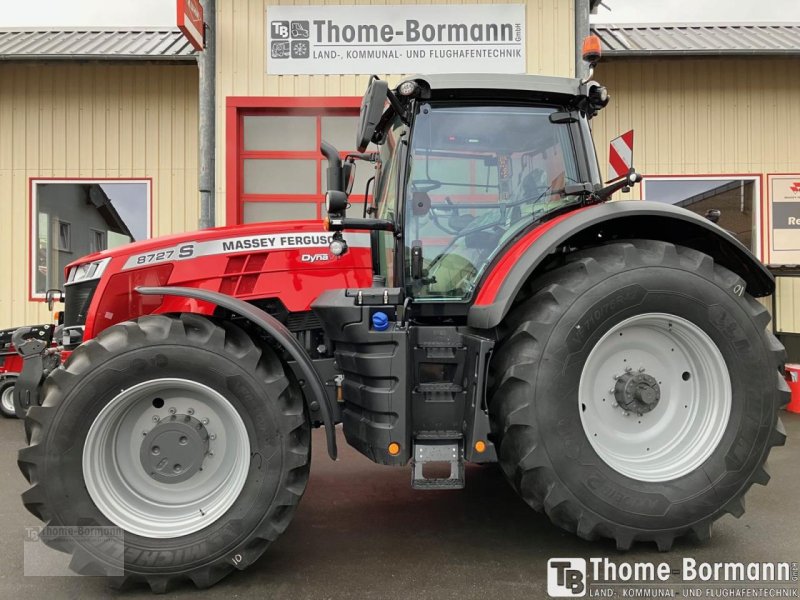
[608,130,634,181]
[177,0,204,51]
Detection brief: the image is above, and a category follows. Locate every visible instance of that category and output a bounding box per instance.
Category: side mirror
[356,77,389,152]
[343,159,356,196]
[44,289,63,312]
[325,190,349,215]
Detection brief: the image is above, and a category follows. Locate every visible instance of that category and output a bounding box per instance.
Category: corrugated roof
[591,23,800,56]
[0,29,197,61]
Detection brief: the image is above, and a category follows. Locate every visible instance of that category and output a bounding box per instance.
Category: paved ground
[1,413,798,599]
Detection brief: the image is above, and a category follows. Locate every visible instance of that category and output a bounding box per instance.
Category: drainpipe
[198,0,216,229]
[575,0,591,79]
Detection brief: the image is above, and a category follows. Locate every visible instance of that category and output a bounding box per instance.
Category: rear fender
[137,286,338,459]
[468,201,774,329]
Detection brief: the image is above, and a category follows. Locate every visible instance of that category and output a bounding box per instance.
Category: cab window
[405,104,581,301]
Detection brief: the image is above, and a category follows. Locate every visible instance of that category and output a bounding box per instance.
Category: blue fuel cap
[372,311,390,331]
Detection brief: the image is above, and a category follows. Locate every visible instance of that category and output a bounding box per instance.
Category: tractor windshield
[406,103,582,301]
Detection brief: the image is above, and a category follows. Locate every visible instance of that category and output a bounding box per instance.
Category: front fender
[137,286,338,460]
[468,200,774,329]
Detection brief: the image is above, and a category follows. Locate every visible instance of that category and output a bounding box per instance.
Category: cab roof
[403,73,583,98]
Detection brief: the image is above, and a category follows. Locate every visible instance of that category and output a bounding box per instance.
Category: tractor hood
[65,219,341,272]
[62,218,373,341]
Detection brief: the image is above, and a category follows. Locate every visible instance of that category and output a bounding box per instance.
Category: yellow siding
[592,57,800,333]
[593,57,800,182]
[0,63,199,328]
[215,0,576,222]
[776,277,800,333]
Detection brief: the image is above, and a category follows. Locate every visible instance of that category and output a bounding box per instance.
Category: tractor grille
[64,279,99,327]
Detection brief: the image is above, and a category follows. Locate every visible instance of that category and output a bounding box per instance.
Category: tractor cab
[323,73,612,320]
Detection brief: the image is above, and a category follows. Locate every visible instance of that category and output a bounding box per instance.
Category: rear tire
[489,240,788,550]
[18,314,310,591]
[1,377,18,418]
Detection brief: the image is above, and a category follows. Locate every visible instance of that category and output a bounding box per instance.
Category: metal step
[416,382,463,393]
[411,440,465,490]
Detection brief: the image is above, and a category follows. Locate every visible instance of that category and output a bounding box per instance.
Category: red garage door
[226,97,373,225]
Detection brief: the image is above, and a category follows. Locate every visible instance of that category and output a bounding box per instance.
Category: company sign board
[177,0,204,51]
[768,174,800,265]
[266,4,526,75]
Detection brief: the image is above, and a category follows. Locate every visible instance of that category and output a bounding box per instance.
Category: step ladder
[411,438,465,490]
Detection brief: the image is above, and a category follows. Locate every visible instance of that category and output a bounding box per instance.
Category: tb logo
[271,21,290,39]
[547,558,586,597]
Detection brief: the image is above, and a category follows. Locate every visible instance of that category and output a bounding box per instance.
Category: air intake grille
[64,280,99,327]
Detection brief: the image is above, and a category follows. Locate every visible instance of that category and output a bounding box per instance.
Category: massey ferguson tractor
[16,55,788,591]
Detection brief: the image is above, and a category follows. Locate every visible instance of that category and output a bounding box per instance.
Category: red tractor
[1,324,57,418]
[17,70,787,591]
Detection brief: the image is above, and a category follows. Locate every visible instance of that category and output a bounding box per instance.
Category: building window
[31,180,151,297]
[90,229,107,254]
[56,221,71,252]
[232,99,373,225]
[642,176,762,258]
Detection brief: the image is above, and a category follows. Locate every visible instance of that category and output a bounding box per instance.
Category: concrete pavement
[1,413,798,599]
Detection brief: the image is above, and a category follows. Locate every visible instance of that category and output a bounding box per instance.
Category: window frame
[640,174,764,261]
[225,97,363,226]
[55,220,72,252]
[89,228,108,254]
[404,102,586,303]
[28,177,153,301]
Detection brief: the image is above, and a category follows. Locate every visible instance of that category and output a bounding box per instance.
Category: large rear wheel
[489,240,788,550]
[18,314,310,591]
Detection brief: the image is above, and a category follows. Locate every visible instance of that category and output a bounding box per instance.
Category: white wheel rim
[1,384,15,413]
[578,313,731,482]
[83,378,250,539]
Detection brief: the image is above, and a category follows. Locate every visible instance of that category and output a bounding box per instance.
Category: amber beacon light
[582,35,602,64]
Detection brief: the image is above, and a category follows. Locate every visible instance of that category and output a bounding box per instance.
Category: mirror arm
[346,151,379,163]
[386,90,410,125]
[592,170,643,201]
[328,217,395,232]
[363,176,375,218]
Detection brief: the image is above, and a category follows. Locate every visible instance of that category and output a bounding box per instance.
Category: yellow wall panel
[0,62,199,328]
[776,277,800,334]
[593,57,800,183]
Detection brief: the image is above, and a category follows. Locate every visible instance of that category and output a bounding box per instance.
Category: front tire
[18,314,310,591]
[1,377,18,418]
[489,240,788,550]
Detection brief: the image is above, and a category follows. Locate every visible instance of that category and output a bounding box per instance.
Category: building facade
[1,6,799,356]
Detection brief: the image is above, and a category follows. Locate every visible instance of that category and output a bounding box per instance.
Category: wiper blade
[563,182,595,195]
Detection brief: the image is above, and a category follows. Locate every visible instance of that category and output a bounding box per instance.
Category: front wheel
[19,314,310,591]
[489,240,788,550]
[1,377,18,418]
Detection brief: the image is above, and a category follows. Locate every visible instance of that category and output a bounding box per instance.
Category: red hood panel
[67,220,333,269]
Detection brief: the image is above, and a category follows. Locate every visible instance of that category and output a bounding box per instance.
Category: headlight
[66,257,111,285]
